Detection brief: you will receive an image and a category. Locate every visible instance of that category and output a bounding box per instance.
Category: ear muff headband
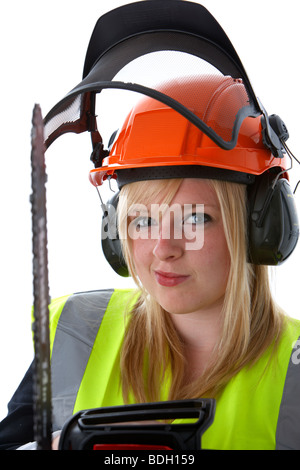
[101,173,299,275]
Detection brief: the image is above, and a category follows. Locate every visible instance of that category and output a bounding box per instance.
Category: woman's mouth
[154,270,190,287]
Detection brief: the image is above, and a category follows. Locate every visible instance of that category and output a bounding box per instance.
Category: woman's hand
[52,433,60,450]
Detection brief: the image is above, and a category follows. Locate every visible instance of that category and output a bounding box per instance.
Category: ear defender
[101,192,129,277]
[247,171,299,265]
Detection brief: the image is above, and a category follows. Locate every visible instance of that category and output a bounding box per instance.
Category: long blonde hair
[117,178,285,403]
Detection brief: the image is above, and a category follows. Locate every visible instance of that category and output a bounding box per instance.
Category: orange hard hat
[89,75,289,187]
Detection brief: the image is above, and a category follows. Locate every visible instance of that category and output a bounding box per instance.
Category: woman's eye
[183,213,211,225]
[133,216,156,229]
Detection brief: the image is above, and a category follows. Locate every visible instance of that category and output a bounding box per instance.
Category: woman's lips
[154,270,190,287]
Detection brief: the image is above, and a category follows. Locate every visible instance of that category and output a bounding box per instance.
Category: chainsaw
[58,399,215,450]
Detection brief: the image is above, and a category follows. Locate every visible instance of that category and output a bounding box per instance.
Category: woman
[1,1,300,450]
[48,165,299,450]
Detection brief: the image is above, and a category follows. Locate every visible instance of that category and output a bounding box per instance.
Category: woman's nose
[152,223,184,261]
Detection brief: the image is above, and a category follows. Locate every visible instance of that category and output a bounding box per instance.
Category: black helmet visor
[44,1,264,154]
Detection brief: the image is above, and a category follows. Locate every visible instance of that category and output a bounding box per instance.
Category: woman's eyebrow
[127,202,219,217]
[186,203,216,208]
[171,202,219,210]
[127,207,149,217]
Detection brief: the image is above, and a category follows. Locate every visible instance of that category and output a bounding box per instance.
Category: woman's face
[129,179,231,316]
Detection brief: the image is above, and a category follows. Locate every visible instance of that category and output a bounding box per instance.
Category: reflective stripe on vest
[276,333,300,450]
[49,289,114,428]
[49,289,300,449]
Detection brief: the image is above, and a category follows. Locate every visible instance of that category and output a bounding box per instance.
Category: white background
[0,0,299,421]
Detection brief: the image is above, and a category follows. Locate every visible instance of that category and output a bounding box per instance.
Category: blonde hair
[117,178,285,403]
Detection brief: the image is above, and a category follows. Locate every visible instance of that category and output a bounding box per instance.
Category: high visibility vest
[49,289,300,450]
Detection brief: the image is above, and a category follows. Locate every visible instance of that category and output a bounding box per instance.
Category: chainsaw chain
[30,104,52,450]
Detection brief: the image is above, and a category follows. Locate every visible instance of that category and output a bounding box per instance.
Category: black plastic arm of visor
[258,98,288,159]
[44,80,261,152]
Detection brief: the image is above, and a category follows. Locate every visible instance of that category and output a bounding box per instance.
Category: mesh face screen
[94,50,230,148]
[44,95,82,143]
[44,31,260,150]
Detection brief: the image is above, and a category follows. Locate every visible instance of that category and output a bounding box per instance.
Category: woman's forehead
[125,177,218,201]
[171,179,219,205]
[124,178,221,218]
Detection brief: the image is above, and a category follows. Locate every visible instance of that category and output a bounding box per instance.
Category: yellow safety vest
[48,289,300,450]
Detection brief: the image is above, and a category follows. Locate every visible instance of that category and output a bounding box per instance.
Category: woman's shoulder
[277,315,300,367]
[48,288,138,323]
[282,315,300,339]
[49,288,135,307]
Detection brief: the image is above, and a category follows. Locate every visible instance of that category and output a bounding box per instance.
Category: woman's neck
[169,306,223,380]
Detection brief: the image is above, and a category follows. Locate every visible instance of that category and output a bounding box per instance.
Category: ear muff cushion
[248,174,299,265]
[101,192,129,277]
